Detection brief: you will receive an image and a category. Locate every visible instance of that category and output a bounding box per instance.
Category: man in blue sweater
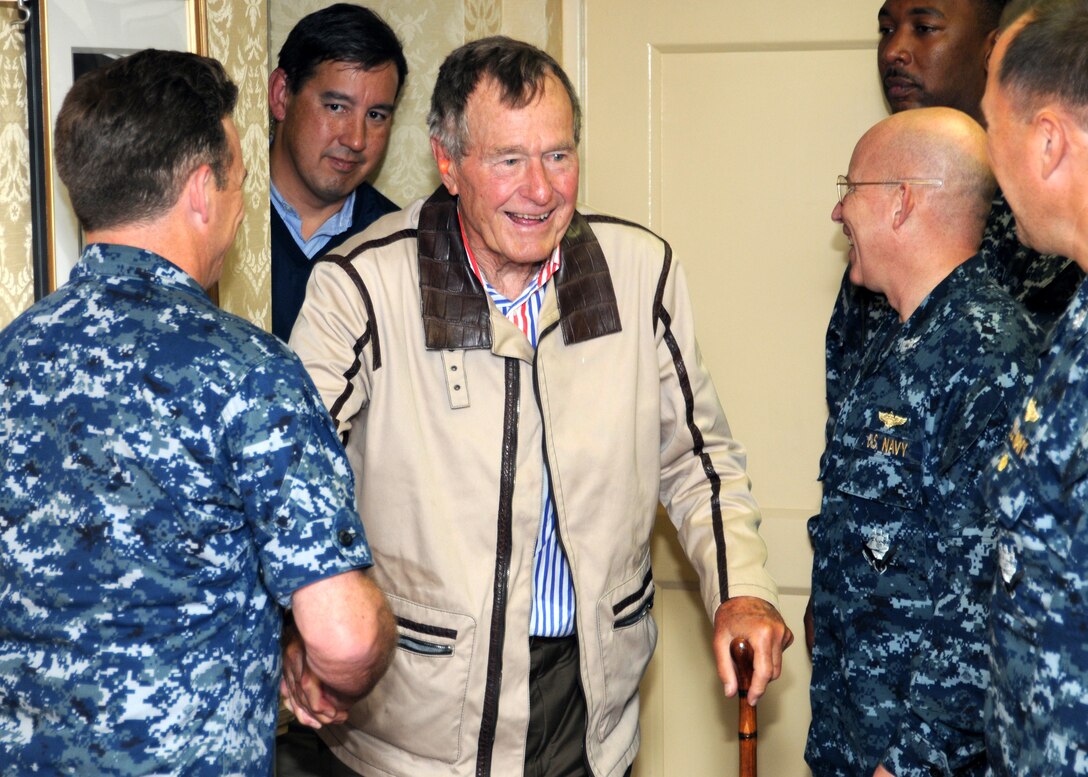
[269,4,407,341]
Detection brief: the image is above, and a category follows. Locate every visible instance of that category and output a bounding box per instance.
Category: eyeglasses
[836,175,943,205]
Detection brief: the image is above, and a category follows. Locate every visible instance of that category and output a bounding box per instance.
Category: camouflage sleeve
[221,353,372,607]
[883,339,1034,774]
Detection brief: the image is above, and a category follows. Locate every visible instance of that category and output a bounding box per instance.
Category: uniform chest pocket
[835,421,923,510]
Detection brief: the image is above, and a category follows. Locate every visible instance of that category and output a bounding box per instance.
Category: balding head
[855,107,996,228]
[835,107,995,318]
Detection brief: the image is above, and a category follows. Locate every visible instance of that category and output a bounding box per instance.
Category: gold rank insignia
[1024,398,1041,424]
[878,411,908,429]
[1009,426,1029,457]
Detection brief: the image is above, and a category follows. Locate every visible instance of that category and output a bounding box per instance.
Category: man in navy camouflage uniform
[824,0,1080,444]
[982,1,1088,773]
[807,108,1039,776]
[808,0,1082,663]
[0,50,394,775]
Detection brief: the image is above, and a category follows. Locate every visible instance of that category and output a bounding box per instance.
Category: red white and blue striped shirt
[462,222,576,637]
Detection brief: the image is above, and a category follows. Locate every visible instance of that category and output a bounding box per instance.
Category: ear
[431,136,458,195]
[891,182,916,231]
[1034,109,1068,181]
[269,68,290,123]
[187,164,215,226]
[983,29,999,75]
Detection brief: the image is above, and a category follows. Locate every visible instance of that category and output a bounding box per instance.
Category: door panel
[570,2,888,775]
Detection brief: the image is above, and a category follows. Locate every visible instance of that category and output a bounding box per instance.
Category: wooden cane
[730,637,757,777]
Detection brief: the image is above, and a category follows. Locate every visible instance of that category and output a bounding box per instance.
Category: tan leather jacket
[290,188,778,777]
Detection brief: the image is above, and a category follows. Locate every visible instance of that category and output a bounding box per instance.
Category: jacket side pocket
[594,555,657,743]
[350,594,476,763]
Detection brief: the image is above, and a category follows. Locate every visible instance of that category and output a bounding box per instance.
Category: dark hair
[998,0,1088,117]
[428,36,582,161]
[977,0,1012,29]
[277,4,407,97]
[54,49,238,232]
[999,0,1039,26]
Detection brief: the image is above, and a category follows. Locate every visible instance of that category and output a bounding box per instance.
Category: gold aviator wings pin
[878,411,907,429]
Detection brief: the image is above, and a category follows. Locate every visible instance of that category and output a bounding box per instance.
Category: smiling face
[877,0,994,121]
[434,73,579,293]
[269,59,399,218]
[832,141,895,295]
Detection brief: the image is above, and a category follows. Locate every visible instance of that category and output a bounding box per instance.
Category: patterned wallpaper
[0,0,558,330]
[207,0,270,328]
[0,8,32,329]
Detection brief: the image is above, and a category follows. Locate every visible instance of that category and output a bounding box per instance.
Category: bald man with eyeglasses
[806,107,1038,777]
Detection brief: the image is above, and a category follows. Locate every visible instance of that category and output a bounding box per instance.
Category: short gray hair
[428,36,581,161]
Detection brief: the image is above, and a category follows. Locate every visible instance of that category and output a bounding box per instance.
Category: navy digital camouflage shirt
[825,191,1082,430]
[987,275,1088,777]
[808,255,1038,776]
[0,245,373,775]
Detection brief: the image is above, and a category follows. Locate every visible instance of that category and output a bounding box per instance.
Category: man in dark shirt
[808,106,1038,777]
[269,4,408,340]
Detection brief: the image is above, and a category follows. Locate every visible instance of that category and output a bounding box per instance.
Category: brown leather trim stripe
[396,616,457,641]
[651,241,673,333]
[324,257,381,424]
[583,213,671,334]
[657,304,729,603]
[612,568,654,617]
[327,227,419,263]
[312,229,414,423]
[475,357,520,777]
[327,331,366,426]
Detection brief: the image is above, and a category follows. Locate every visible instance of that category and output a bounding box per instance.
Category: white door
[565,2,888,775]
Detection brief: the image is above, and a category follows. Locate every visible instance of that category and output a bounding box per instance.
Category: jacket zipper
[474,357,520,777]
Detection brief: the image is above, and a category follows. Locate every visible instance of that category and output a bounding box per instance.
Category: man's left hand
[713,596,793,706]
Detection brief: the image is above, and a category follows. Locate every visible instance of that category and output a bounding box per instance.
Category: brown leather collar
[417,187,622,350]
